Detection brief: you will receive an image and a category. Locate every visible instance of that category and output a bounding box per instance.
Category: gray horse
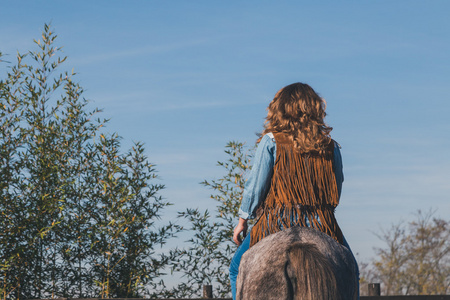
[236,226,358,300]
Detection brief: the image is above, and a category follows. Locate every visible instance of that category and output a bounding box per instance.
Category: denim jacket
[238,133,344,220]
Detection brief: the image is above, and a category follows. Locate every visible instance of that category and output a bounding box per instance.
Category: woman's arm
[333,142,344,198]
[234,134,275,245]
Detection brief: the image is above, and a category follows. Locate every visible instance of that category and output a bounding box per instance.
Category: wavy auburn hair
[259,83,333,154]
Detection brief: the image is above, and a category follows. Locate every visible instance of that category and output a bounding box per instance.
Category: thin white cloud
[70,38,210,66]
[88,90,266,112]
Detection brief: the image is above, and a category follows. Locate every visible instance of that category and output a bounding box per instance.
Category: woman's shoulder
[331,139,343,163]
[261,132,276,144]
[332,139,341,149]
[331,139,342,156]
[258,133,276,152]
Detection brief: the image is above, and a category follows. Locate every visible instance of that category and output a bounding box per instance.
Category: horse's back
[236,226,358,300]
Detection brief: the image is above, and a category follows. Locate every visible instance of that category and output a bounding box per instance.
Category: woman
[229,83,357,299]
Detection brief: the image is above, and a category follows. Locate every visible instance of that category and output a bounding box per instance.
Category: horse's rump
[236,226,357,300]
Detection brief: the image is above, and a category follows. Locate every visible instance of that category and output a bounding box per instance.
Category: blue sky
[1,1,449,262]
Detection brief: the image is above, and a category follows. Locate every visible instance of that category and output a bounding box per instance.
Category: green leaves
[165,141,254,298]
[0,24,178,299]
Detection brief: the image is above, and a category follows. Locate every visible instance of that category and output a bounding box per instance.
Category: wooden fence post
[203,284,213,298]
[368,283,381,296]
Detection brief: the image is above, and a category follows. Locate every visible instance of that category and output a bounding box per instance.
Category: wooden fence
[361,283,450,299]
[36,284,450,300]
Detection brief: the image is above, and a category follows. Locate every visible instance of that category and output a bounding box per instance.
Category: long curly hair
[259,82,333,154]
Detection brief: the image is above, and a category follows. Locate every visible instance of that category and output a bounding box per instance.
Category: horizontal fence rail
[33,296,450,300]
[362,297,450,300]
[33,283,450,300]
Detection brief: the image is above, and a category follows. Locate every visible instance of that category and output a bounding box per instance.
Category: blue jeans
[229,232,359,300]
[229,233,251,300]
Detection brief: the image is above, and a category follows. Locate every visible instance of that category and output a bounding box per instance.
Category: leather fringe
[250,133,344,247]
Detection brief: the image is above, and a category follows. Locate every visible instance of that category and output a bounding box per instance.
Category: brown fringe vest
[249,133,344,247]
